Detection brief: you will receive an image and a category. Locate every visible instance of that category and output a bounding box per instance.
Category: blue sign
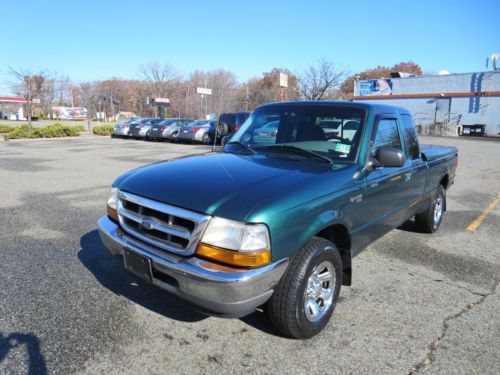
[359,79,393,96]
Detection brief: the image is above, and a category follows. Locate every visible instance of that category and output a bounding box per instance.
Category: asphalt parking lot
[0,135,498,374]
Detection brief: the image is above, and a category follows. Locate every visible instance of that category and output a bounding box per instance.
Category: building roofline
[368,70,500,81]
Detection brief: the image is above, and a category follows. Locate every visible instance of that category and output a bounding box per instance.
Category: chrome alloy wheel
[304,260,336,322]
[434,194,443,226]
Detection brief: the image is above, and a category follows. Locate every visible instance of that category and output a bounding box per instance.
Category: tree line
[6,60,422,125]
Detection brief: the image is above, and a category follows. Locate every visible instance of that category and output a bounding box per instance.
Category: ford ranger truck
[98,101,458,339]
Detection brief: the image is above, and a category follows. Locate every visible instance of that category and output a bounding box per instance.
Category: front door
[357,116,408,247]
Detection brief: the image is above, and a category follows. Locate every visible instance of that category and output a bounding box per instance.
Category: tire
[415,185,445,233]
[202,133,211,145]
[268,237,343,339]
[217,122,229,137]
[171,131,179,142]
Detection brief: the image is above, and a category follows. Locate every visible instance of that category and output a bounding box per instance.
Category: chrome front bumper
[97,215,288,317]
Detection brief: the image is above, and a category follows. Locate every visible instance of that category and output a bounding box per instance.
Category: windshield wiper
[225,141,256,154]
[260,144,333,164]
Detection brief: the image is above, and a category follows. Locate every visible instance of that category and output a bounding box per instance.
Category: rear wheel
[415,185,445,233]
[268,237,342,339]
[202,133,211,145]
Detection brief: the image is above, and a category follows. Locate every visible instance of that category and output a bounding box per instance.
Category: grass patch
[93,125,114,136]
[4,124,86,141]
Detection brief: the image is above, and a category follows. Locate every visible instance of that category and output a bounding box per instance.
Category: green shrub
[3,123,84,141]
[93,125,114,136]
[0,125,15,133]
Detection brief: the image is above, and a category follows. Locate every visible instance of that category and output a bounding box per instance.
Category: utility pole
[245,86,249,112]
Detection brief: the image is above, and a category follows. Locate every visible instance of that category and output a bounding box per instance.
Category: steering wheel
[327,135,349,144]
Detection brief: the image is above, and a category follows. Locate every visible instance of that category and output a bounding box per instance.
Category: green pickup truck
[98,101,458,338]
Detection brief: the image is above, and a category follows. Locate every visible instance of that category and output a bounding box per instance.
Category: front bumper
[97,215,288,317]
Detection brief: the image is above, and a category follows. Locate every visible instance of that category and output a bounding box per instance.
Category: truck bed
[421,144,457,161]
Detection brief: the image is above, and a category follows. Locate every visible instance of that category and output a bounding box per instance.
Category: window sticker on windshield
[335,143,351,154]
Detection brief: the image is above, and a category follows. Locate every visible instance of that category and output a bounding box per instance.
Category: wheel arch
[440,173,449,190]
[440,174,448,211]
[315,223,352,286]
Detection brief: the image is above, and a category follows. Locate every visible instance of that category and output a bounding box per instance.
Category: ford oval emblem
[141,218,154,230]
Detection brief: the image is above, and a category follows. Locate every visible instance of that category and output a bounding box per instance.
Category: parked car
[208,112,249,142]
[178,120,217,143]
[98,101,458,339]
[252,120,279,145]
[113,117,139,137]
[148,118,193,141]
[129,118,161,139]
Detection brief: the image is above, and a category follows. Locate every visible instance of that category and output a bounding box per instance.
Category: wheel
[415,185,445,233]
[202,133,211,145]
[171,131,179,142]
[217,122,229,137]
[268,237,342,339]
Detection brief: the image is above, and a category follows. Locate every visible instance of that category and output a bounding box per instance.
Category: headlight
[197,217,271,268]
[106,187,120,221]
[201,217,269,251]
[107,187,119,210]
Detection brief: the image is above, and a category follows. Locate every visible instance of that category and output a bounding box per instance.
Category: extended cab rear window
[400,114,420,159]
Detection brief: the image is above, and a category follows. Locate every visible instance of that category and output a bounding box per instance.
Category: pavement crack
[408,280,499,374]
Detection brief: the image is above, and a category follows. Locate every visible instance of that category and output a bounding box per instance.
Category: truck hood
[113,152,337,221]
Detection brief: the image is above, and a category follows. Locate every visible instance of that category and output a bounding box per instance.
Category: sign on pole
[196,87,212,96]
[32,98,41,104]
[153,97,171,104]
[279,72,288,88]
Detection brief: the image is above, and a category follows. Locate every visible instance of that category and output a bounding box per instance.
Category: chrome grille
[117,191,211,255]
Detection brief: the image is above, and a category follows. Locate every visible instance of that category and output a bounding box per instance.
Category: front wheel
[268,237,342,339]
[415,185,445,233]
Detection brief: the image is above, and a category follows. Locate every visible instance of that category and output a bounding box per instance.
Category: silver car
[149,118,193,141]
[129,118,161,139]
[178,120,216,143]
[113,117,138,137]
[252,120,279,145]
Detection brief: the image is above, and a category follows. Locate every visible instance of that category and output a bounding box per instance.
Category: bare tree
[7,67,54,129]
[79,81,102,130]
[139,62,180,98]
[298,58,348,100]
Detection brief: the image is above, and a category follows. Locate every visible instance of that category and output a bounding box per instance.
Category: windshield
[229,105,365,162]
[159,119,175,125]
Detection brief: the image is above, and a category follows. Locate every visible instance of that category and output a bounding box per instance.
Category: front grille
[117,191,211,255]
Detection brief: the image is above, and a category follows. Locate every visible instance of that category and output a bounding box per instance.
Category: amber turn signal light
[107,206,119,222]
[196,243,271,268]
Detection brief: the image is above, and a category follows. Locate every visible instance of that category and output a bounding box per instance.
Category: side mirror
[221,135,230,146]
[374,146,405,167]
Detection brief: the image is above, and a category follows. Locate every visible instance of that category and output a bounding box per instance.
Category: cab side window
[371,118,402,156]
[401,114,420,159]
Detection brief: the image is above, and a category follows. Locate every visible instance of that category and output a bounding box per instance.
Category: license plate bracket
[123,248,153,282]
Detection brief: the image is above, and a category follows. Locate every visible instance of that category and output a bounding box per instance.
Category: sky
[1,0,499,93]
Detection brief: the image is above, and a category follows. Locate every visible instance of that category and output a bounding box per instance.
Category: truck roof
[257,100,411,116]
